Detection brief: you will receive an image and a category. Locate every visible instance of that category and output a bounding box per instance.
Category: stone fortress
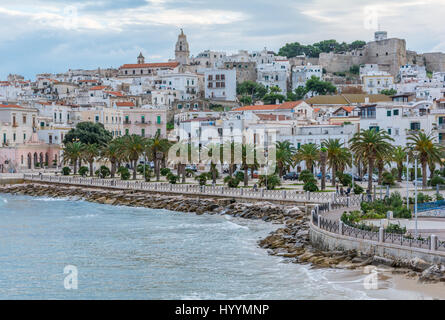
[314,31,445,76]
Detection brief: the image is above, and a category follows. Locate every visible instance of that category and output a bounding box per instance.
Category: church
[118,29,191,77]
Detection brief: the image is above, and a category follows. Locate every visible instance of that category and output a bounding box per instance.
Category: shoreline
[1,182,445,299]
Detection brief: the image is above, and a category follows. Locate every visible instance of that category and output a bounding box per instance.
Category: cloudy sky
[0,0,444,79]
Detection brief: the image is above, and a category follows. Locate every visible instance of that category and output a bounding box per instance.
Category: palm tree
[123,134,147,180]
[407,131,443,187]
[375,152,391,185]
[295,143,319,174]
[222,140,237,176]
[62,142,84,175]
[81,144,99,177]
[322,138,350,187]
[319,147,328,190]
[101,139,124,178]
[275,141,296,177]
[241,143,256,187]
[146,131,171,181]
[391,146,406,182]
[350,129,394,192]
[202,143,220,185]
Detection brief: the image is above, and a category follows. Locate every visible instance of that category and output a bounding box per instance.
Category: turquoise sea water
[0,193,426,300]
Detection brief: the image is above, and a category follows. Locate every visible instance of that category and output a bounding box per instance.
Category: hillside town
[1,29,445,174]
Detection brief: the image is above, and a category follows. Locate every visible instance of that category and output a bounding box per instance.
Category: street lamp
[351,153,354,190]
[406,153,409,210]
[412,150,420,238]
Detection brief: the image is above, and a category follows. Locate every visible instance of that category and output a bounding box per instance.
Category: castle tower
[175,29,190,65]
[137,52,145,64]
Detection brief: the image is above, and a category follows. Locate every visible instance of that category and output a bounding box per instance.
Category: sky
[0,0,444,80]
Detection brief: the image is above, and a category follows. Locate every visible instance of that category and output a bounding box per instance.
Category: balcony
[124,121,132,125]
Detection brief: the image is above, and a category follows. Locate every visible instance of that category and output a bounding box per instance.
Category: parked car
[316,172,331,180]
[363,174,378,182]
[343,173,362,181]
[283,172,299,181]
[185,164,197,172]
[413,178,423,186]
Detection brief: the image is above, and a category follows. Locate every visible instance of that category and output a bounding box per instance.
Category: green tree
[322,139,351,187]
[295,143,319,173]
[63,122,112,146]
[407,131,443,187]
[237,81,267,102]
[380,89,397,96]
[123,134,147,180]
[275,141,296,176]
[146,131,171,181]
[81,144,100,177]
[62,142,84,175]
[258,174,281,190]
[306,76,337,96]
[391,146,406,182]
[350,129,394,192]
[101,139,125,179]
[262,86,286,104]
[319,147,328,190]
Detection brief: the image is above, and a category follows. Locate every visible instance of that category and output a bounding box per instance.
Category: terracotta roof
[256,114,291,121]
[305,94,391,105]
[233,105,280,111]
[334,106,355,113]
[105,91,124,97]
[278,101,304,109]
[233,101,304,112]
[120,62,180,69]
[115,102,135,107]
[89,86,109,91]
[0,104,23,109]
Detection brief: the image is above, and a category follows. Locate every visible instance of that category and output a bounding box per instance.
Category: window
[387,110,391,117]
[157,116,161,124]
[125,129,129,135]
[141,116,145,123]
[393,109,399,116]
[23,133,26,141]
[410,122,421,131]
[23,116,27,124]
[388,128,392,135]
[141,129,145,137]
[13,133,16,141]
[95,116,99,123]
[369,126,380,132]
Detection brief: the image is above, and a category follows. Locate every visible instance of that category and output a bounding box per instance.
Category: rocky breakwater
[2,183,445,283]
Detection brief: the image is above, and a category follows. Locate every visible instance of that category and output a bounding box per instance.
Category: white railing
[23,174,362,205]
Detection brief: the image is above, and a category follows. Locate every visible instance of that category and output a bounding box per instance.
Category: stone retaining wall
[309,223,445,265]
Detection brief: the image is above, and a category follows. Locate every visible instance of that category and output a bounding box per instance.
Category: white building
[361,72,395,94]
[204,69,236,101]
[291,65,323,90]
[358,102,436,146]
[399,64,427,83]
[257,61,289,94]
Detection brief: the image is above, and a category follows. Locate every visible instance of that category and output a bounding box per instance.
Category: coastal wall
[0,178,24,185]
[310,223,445,265]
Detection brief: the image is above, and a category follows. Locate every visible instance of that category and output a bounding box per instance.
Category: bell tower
[137,52,145,64]
[175,29,190,65]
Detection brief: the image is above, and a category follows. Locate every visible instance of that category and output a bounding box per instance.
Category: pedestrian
[253,183,258,192]
[336,184,339,194]
[367,189,372,202]
[347,186,351,195]
[340,187,344,196]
